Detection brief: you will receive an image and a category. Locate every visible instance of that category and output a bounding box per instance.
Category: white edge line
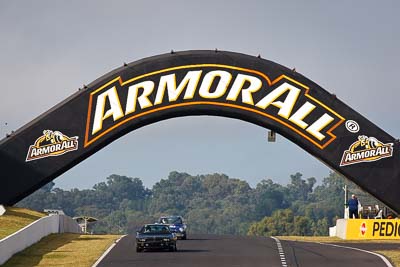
[271,236,288,267]
[318,242,394,267]
[92,235,127,267]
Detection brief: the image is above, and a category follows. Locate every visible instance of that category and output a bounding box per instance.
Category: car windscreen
[141,225,171,234]
[159,217,182,224]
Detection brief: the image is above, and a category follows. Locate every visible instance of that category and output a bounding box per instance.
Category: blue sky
[1,1,399,189]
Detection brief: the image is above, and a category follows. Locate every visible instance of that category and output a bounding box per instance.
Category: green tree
[287,172,316,202]
[254,179,288,218]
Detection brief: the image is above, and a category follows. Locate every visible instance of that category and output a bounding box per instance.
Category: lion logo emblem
[340,135,393,166]
[26,130,79,161]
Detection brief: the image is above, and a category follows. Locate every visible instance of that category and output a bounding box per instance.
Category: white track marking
[271,236,288,267]
[318,242,394,267]
[92,235,126,267]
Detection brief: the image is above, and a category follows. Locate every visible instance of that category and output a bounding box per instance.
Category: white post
[343,185,348,219]
[0,205,6,216]
[84,217,88,234]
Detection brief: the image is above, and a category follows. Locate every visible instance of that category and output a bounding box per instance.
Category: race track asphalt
[96,234,391,267]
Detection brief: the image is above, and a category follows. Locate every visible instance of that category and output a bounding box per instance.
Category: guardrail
[0,214,82,265]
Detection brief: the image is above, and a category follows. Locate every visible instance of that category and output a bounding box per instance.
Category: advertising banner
[0,50,399,214]
[345,219,400,240]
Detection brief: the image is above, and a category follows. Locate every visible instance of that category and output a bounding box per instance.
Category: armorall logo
[26,130,79,162]
[85,64,345,148]
[340,135,393,166]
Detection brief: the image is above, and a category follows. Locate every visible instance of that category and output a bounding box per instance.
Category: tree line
[17,171,377,236]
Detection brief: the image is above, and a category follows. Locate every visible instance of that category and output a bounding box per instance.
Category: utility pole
[343,185,348,219]
[0,123,9,214]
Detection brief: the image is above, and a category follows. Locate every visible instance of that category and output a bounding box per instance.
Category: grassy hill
[0,206,120,267]
[2,233,120,267]
[0,207,46,239]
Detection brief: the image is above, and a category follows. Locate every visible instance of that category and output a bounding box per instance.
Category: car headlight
[138,238,146,242]
[163,238,170,242]
[179,227,184,232]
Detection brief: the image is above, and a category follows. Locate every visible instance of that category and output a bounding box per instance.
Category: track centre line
[271,236,288,267]
[317,242,394,267]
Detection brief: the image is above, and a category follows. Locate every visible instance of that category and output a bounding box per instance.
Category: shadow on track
[139,249,210,253]
[176,249,210,253]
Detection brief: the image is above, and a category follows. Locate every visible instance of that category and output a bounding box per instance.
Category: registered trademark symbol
[346,120,359,133]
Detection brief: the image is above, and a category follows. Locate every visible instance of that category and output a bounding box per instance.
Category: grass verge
[375,250,400,266]
[0,207,46,239]
[278,236,400,266]
[2,233,121,267]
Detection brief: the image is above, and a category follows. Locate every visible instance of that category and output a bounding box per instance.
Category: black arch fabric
[0,51,398,213]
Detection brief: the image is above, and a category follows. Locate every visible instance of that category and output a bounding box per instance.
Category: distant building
[44,209,65,215]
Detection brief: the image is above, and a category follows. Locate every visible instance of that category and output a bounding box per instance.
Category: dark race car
[136,224,177,252]
[158,215,187,240]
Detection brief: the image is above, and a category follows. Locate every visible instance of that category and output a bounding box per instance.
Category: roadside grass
[277,236,400,243]
[277,236,343,243]
[375,250,400,266]
[278,236,400,266]
[0,206,46,239]
[2,233,121,267]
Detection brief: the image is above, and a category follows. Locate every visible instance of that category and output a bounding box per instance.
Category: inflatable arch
[1,51,399,213]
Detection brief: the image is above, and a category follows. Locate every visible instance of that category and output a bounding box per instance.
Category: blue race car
[158,215,187,240]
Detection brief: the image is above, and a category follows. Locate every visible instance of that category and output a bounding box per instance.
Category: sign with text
[0,50,399,214]
[345,219,400,240]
